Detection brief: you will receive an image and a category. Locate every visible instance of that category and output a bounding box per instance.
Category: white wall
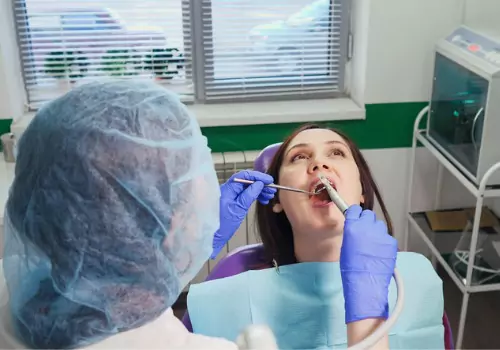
[464,0,500,33]
[363,0,465,103]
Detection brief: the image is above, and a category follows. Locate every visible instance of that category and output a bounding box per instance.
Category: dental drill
[317,173,349,213]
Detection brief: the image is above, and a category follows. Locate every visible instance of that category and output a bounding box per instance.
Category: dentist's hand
[211,170,276,259]
[340,205,398,324]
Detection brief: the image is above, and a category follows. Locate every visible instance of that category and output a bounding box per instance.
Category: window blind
[14,0,192,109]
[196,0,349,102]
[14,0,349,108]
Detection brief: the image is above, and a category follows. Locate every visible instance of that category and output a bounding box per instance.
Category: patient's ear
[360,194,365,205]
[272,202,283,213]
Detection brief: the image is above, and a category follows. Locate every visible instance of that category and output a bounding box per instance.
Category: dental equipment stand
[236,174,405,349]
[406,106,500,348]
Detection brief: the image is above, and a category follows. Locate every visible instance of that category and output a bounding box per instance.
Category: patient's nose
[309,162,329,174]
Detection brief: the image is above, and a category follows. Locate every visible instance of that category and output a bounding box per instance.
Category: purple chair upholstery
[181,143,455,349]
[253,142,282,173]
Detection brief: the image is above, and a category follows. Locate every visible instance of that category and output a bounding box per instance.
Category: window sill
[10,98,365,139]
[190,98,365,127]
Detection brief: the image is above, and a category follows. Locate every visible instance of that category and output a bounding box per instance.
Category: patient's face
[274,129,363,236]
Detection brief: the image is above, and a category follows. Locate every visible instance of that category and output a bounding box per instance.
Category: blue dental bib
[187,252,444,349]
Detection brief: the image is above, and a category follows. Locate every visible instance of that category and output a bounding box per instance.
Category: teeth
[312,178,332,192]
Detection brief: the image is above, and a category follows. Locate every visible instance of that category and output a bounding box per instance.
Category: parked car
[247,0,331,74]
[23,7,168,74]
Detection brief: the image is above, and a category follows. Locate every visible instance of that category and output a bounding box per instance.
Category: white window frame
[1,0,365,129]
[186,0,350,104]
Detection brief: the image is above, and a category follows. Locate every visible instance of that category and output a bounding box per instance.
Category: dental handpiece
[317,173,349,214]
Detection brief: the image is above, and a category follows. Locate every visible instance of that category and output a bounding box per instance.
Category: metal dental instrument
[315,172,405,350]
[317,173,349,213]
[233,178,325,195]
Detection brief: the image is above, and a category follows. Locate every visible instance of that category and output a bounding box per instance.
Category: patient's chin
[285,203,344,236]
[298,216,344,238]
[316,207,345,226]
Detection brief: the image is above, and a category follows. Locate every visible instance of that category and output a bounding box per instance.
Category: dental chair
[182,143,455,349]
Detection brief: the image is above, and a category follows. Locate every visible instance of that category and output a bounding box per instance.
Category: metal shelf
[405,105,500,349]
[407,212,500,294]
[415,131,500,198]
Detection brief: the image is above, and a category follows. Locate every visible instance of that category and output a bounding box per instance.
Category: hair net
[3,80,220,349]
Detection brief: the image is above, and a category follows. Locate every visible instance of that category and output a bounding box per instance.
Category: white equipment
[428,26,500,186]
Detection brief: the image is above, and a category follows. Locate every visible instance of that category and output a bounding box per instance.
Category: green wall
[0,119,12,137]
[202,102,427,152]
[0,119,13,151]
[0,102,427,153]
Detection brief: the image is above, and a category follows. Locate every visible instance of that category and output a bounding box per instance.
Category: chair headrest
[254,142,282,173]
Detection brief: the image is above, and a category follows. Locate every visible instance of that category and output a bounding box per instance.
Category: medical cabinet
[427,26,500,186]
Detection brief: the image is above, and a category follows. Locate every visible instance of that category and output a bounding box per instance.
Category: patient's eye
[291,153,308,162]
[329,148,346,157]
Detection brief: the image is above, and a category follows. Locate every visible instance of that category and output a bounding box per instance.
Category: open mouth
[309,178,335,207]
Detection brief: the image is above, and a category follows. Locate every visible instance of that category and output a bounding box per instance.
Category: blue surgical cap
[3,80,220,349]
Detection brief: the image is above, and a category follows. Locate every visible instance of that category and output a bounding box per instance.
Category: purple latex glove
[340,205,398,324]
[211,170,276,259]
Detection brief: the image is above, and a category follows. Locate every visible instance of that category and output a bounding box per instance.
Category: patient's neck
[293,233,343,262]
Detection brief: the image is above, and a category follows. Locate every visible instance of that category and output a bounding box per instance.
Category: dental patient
[184,124,446,349]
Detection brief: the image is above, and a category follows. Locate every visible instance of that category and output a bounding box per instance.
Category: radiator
[185,150,262,290]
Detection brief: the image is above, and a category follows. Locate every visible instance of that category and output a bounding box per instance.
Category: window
[13,0,349,109]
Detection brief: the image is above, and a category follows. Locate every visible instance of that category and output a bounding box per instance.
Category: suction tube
[349,269,404,349]
[317,173,405,350]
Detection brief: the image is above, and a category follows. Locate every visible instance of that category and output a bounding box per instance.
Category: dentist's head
[256,124,393,265]
[3,80,220,349]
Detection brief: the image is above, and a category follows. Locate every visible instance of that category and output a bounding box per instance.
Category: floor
[173,293,187,320]
[173,308,186,320]
[438,265,500,349]
[173,267,500,349]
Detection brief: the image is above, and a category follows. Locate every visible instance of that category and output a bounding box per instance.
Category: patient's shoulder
[207,248,270,281]
[396,251,437,270]
[392,252,444,330]
[395,251,443,294]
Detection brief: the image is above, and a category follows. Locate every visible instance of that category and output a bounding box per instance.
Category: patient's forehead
[287,129,346,150]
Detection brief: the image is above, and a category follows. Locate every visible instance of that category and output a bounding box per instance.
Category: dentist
[0,80,274,349]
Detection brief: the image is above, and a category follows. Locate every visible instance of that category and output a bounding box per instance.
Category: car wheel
[276,47,301,74]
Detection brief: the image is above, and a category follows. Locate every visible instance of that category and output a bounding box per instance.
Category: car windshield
[287,0,329,22]
[105,8,126,27]
[59,8,123,31]
[29,15,61,29]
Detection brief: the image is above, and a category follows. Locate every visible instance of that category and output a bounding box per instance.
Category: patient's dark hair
[256,123,393,266]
